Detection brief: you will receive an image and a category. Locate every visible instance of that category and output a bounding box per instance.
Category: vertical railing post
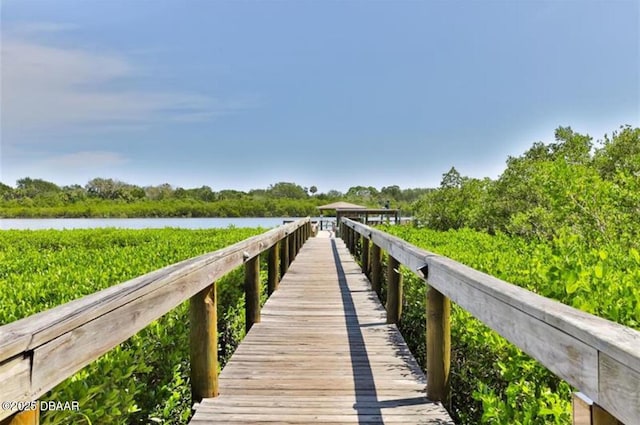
[370,243,382,296]
[281,233,290,276]
[0,410,40,425]
[572,393,621,425]
[349,228,355,254]
[268,241,280,295]
[353,230,359,257]
[190,282,218,401]
[245,254,260,332]
[426,286,451,403]
[386,256,402,324]
[344,226,350,250]
[361,235,370,277]
[288,232,295,263]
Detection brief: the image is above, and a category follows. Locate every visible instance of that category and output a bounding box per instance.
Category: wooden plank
[0,356,31,421]
[341,218,640,423]
[598,353,637,424]
[190,236,453,424]
[0,219,309,362]
[2,219,310,404]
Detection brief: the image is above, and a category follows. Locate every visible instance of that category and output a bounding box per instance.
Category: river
[0,217,329,230]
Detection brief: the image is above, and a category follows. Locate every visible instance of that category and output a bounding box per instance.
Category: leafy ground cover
[0,227,265,424]
[381,225,640,424]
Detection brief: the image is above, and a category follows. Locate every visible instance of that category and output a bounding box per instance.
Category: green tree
[593,125,640,179]
[267,182,308,199]
[16,177,61,197]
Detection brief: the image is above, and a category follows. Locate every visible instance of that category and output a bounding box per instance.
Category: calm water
[0,217,327,230]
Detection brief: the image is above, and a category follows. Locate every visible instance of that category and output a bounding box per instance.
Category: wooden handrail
[340,218,639,425]
[0,218,311,422]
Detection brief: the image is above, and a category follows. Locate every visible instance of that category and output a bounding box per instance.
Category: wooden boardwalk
[190,234,453,424]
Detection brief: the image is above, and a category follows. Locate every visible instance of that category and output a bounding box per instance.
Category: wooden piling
[190,283,218,401]
[361,236,370,277]
[281,234,290,276]
[245,255,260,332]
[386,256,402,324]
[267,241,280,295]
[426,286,451,403]
[370,244,382,296]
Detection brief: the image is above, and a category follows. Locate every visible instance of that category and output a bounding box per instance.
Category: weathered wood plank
[341,218,640,423]
[0,356,31,421]
[0,219,310,406]
[190,236,452,424]
[598,353,637,424]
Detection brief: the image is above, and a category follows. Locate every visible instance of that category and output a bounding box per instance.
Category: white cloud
[0,27,253,140]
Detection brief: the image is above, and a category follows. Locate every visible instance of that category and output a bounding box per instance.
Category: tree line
[0,179,429,218]
[414,125,640,248]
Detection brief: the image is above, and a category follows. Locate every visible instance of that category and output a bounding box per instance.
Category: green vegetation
[413,125,640,248]
[0,227,265,424]
[383,225,639,424]
[0,180,428,218]
[3,124,637,423]
[386,124,640,424]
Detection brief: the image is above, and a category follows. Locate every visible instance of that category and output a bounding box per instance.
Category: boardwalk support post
[426,285,450,403]
[281,233,290,276]
[245,254,260,332]
[361,236,370,277]
[190,283,218,401]
[386,255,402,324]
[370,243,382,297]
[268,241,280,295]
[572,393,621,425]
[288,233,295,264]
[349,229,360,253]
[0,410,39,425]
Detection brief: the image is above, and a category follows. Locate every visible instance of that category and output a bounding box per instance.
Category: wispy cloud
[5,21,80,36]
[0,23,255,141]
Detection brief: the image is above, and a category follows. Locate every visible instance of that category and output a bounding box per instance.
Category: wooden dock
[3,217,637,425]
[190,234,453,424]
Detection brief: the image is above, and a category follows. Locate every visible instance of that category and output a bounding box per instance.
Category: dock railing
[0,218,312,424]
[340,217,640,425]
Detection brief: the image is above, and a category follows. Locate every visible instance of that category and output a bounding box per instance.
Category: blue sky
[1,0,638,192]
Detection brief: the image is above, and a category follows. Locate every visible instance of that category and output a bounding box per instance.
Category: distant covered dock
[315,202,401,231]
